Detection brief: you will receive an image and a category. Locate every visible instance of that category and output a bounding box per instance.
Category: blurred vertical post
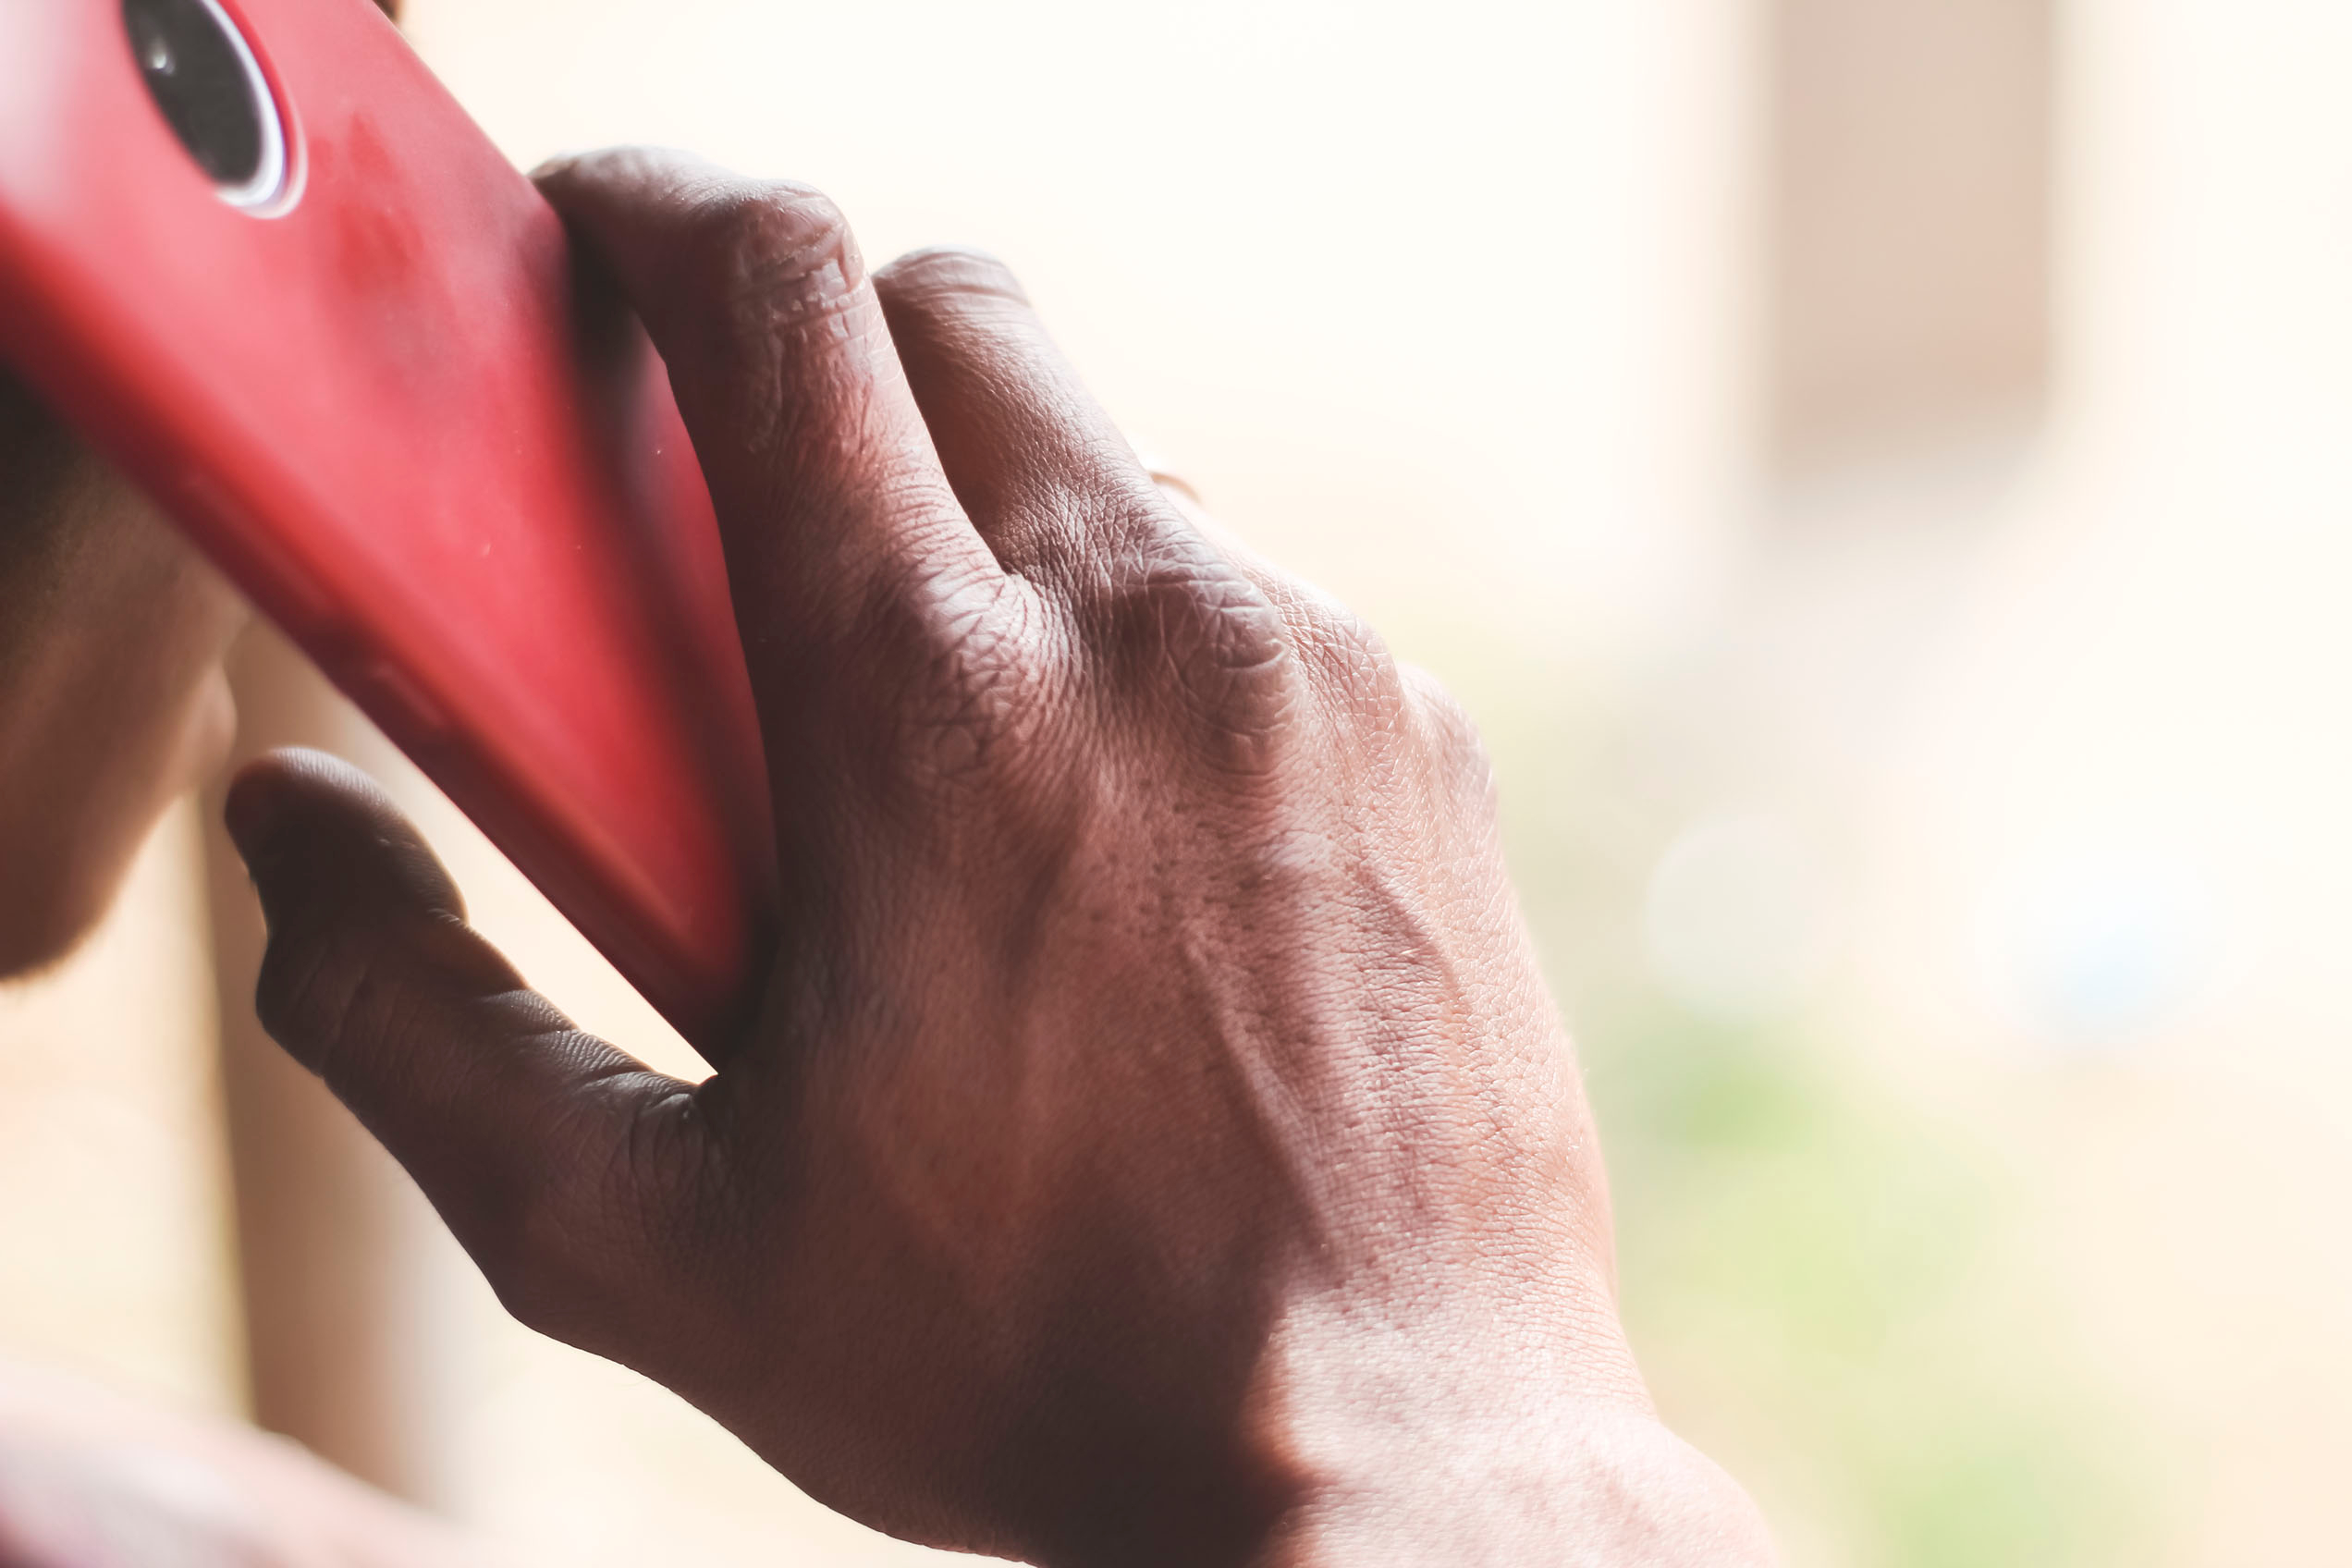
[1766,0,2054,474]
[199,622,459,1508]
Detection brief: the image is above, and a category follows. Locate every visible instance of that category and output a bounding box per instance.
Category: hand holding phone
[0,0,776,1044]
[221,149,1777,1568]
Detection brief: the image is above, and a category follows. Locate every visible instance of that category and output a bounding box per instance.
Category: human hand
[224,148,1773,1566]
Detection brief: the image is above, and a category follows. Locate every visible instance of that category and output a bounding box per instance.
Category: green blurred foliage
[1439,651,2170,1568]
[1589,1010,2151,1568]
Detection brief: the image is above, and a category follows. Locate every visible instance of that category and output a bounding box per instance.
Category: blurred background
[6,0,2352,1561]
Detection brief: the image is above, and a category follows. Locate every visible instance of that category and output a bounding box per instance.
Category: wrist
[1255,1403,1777,1568]
[1229,1298,1776,1568]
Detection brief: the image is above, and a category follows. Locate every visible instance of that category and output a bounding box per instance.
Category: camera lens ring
[122,0,290,213]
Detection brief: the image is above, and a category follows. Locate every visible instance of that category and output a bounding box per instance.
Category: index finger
[535,151,1005,791]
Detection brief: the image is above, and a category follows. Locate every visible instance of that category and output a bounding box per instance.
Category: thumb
[224,748,699,1352]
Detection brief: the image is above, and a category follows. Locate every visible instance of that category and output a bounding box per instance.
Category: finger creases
[224,748,695,1331]
[873,244,1182,590]
[534,152,1009,787]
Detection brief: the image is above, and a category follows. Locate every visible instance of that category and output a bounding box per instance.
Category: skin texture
[221,150,1778,1566]
[0,0,399,977]
[0,10,525,1559]
[0,387,500,1556]
[0,0,386,967]
[0,372,243,974]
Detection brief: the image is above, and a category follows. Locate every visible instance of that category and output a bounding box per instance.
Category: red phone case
[0,0,777,1045]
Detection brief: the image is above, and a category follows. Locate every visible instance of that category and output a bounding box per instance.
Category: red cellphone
[0,0,777,1046]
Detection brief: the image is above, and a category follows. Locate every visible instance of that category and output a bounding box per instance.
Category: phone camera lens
[121,0,288,211]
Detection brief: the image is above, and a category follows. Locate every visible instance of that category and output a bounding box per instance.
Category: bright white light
[1978,839,2226,1052]
[189,0,289,213]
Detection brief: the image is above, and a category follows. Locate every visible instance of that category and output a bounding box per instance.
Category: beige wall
[1767,0,2053,472]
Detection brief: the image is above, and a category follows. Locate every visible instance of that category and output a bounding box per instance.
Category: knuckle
[872,244,1028,312]
[1106,530,1301,763]
[250,937,328,1060]
[251,911,508,1087]
[1401,663,1501,807]
[1284,586,1396,705]
[475,1099,651,1345]
[685,182,866,339]
[856,571,1059,792]
[251,921,392,1079]
[1401,663,1474,739]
